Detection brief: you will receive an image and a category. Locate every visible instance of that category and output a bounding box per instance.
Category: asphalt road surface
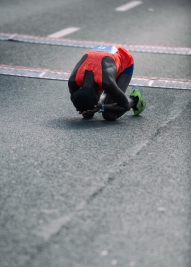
[0,1,191,267]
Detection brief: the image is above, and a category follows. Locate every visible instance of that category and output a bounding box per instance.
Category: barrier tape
[1,64,191,90]
[0,32,190,55]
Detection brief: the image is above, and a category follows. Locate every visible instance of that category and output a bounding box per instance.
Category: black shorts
[121,64,134,75]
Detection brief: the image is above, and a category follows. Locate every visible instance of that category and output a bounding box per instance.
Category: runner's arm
[68,54,88,101]
[68,80,79,101]
[101,57,131,112]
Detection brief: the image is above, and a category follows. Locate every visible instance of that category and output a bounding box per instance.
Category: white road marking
[48,27,80,38]
[115,1,142,11]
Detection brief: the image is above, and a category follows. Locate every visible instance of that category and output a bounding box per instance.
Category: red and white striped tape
[0,32,190,55]
[1,64,191,90]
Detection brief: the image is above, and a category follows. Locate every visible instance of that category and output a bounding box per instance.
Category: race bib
[92,44,118,54]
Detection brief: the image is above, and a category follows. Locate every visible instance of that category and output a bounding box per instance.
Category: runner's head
[72,86,97,112]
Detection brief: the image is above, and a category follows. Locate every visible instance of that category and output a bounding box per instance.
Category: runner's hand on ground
[86,104,102,114]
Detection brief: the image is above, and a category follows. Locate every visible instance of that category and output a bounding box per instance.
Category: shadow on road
[46,117,123,130]
[45,114,145,130]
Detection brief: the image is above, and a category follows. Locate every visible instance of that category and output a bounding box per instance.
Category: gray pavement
[0,0,191,267]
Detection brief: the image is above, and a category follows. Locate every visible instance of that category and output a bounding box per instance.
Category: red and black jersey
[75,45,134,92]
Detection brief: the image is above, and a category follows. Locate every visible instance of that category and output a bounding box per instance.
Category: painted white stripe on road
[48,27,80,38]
[1,65,191,90]
[115,1,142,11]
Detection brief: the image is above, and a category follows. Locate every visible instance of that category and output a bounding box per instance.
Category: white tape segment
[0,64,191,90]
[0,32,190,55]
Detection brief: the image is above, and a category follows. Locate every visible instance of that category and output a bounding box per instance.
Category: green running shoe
[130,86,146,115]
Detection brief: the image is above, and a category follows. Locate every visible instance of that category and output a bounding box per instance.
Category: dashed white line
[48,27,80,38]
[115,1,142,11]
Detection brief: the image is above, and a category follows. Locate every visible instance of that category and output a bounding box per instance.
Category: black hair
[72,87,97,112]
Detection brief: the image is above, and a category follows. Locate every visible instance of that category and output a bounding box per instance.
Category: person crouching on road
[68,44,146,121]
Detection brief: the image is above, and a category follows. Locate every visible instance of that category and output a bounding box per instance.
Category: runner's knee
[102,112,117,121]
